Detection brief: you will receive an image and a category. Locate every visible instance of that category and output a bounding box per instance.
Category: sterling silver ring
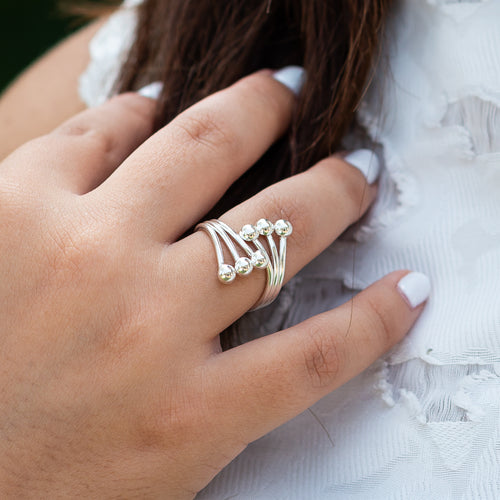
[195,218,293,311]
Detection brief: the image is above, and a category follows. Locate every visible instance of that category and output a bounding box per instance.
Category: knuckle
[111,92,155,126]
[259,186,311,252]
[174,108,239,155]
[51,93,153,157]
[53,121,115,157]
[301,320,342,389]
[238,75,288,123]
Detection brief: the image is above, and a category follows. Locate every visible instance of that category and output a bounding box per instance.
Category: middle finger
[92,68,304,242]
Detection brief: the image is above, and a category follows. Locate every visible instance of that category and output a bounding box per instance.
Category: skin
[0,19,105,160]
[0,25,426,499]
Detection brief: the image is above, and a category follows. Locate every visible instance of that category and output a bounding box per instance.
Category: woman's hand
[0,69,429,498]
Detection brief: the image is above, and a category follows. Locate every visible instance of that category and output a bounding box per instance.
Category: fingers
[166,151,380,334]
[209,270,431,443]
[92,69,302,241]
[2,92,158,194]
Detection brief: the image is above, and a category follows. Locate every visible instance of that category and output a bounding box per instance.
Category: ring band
[195,218,293,310]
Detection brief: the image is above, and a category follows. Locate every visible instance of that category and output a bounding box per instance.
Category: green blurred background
[0,0,81,92]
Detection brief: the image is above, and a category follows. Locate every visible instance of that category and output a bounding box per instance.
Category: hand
[0,69,429,498]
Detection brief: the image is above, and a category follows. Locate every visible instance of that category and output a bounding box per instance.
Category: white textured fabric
[79,0,500,498]
[78,1,140,107]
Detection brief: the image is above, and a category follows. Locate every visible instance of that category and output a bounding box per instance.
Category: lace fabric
[79,0,500,497]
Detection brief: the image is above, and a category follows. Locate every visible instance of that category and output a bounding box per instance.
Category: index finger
[2,92,158,194]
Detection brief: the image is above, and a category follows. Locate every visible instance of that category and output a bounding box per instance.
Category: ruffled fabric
[79,0,500,497]
[79,0,142,107]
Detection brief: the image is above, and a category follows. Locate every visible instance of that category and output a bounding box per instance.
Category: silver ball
[240,224,258,241]
[256,218,274,236]
[251,250,268,269]
[218,264,236,283]
[235,257,253,276]
[275,219,293,237]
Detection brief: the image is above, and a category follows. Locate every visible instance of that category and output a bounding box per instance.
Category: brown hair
[67,0,392,345]
[112,0,392,218]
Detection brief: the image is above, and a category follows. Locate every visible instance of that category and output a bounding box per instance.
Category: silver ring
[195,218,293,311]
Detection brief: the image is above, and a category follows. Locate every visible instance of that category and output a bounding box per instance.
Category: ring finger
[165,149,380,336]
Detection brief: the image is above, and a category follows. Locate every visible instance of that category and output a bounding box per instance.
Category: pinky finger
[208,270,430,443]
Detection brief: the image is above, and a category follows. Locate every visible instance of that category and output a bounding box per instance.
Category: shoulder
[0,0,142,161]
[0,19,106,160]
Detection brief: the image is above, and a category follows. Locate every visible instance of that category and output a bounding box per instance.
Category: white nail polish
[272,66,306,96]
[137,82,163,100]
[344,149,381,184]
[397,272,431,309]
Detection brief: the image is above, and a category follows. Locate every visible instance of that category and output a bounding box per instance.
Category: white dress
[79,0,500,498]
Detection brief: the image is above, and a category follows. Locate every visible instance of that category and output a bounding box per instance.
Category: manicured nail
[344,149,381,184]
[272,66,306,96]
[397,272,431,309]
[137,82,163,100]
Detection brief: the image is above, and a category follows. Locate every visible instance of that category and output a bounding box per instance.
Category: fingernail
[397,272,431,309]
[272,66,306,96]
[137,81,163,100]
[344,149,381,184]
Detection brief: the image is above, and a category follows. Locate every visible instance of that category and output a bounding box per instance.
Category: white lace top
[79,0,500,498]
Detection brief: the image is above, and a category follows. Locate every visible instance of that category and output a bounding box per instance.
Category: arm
[0,18,107,161]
